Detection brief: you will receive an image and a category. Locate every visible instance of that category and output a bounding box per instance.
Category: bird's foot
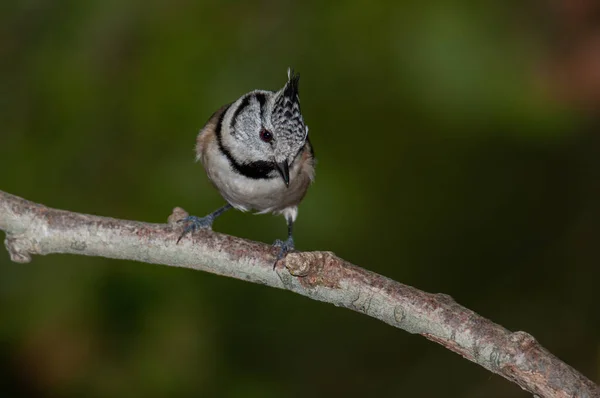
[177,215,214,244]
[272,237,295,269]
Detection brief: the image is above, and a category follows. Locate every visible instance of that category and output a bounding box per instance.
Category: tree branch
[0,189,597,397]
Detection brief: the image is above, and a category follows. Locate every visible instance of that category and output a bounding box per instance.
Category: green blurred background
[1,1,599,397]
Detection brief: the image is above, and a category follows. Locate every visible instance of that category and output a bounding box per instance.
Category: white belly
[202,145,311,215]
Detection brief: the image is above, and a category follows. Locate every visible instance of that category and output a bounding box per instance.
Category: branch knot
[4,235,33,263]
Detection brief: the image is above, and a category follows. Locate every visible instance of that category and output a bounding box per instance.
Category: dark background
[1,1,599,397]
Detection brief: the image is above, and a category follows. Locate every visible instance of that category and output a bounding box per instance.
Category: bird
[178,68,315,262]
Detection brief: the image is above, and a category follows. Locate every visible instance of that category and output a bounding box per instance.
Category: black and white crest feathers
[272,68,305,144]
[284,68,300,100]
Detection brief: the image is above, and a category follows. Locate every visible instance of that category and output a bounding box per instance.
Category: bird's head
[218,68,308,186]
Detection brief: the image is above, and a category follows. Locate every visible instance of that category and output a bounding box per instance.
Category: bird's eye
[260,129,273,143]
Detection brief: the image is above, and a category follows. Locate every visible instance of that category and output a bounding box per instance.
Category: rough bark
[0,189,598,397]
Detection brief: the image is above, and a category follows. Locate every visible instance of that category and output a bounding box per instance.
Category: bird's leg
[177,203,232,244]
[273,217,295,267]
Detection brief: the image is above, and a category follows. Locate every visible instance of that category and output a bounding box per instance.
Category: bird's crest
[272,68,305,143]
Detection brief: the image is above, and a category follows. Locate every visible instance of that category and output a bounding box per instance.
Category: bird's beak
[275,161,290,187]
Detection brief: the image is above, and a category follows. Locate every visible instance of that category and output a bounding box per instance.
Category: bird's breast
[202,141,313,214]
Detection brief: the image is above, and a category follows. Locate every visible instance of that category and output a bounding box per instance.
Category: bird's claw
[272,237,295,269]
[176,215,214,244]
